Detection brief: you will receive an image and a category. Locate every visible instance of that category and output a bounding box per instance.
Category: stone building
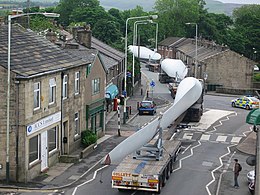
[0,24,106,182]
[158,37,255,90]
[59,26,125,113]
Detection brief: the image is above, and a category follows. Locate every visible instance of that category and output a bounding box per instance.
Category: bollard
[137,102,139,110]
[129,106,132,115]
[147,90,149,98]
[141,88,143,96]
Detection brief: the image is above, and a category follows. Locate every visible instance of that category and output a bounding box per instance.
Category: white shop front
[26,112,61,172]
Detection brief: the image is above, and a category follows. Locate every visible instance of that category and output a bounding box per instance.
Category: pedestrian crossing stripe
[179,132,243,144]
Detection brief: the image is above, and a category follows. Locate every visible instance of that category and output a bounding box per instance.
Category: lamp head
[150,15,158,20]
[42,13,60,18]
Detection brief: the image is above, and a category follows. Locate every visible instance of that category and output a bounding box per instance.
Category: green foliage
[254,73,260,82]
[55,0,100,26]
[81,130,97,147]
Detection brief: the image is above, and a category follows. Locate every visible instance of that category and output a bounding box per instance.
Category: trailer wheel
[170,159,173,173]
[162,169,167,186]
[166,163,171,179]
[157,178,163,194]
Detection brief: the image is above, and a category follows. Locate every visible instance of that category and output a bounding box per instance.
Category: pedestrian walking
[233,159,242,188]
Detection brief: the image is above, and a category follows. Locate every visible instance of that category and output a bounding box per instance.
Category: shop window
[48,127,57,153]
[49,78,56,105]
[63,75,68,100]
[92,78,100,95]
[75,71,80,95]
[74,112,80,137]
[34,82,40,110]
[29,135,39,164]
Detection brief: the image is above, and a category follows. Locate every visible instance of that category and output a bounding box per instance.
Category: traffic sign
[150,80,155,88]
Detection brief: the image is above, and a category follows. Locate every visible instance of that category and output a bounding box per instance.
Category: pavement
[0,81,256,192]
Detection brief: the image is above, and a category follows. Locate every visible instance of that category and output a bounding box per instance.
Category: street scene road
[1,65,255,195]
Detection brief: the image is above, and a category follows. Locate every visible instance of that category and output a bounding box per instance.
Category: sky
[217,0,260,4]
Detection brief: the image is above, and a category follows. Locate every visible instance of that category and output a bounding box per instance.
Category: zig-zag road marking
[205,143,237,195]
[172,141,201,173]
[208,112,237,133]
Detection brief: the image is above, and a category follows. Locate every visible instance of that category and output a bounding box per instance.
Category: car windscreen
[249,97,259,102]
[140,102,153,108]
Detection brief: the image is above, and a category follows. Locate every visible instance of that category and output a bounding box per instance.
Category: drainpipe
[60,72,64,155]
[15,80,19,181]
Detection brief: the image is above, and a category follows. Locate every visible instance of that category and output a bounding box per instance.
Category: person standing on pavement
[233,159,241,188]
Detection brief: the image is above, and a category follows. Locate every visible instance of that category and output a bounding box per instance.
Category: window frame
[48,126,58,154]
[49,78,56,105]
[63,74,68,100]
[75,72,80,95]
[29,135,40,165]
[34,82,40,110]
[74,112,80,137]
[92,78,100,95]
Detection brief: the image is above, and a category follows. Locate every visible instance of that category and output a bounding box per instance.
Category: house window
[34,82,40,110]
[29,135,39,164]
[48,126,57,153]
[86,64,91,77]
[49,78,56,105]
[92,78,100,95]
[75,72,80,95]
[63,75,68,100]
[74,112,80,137]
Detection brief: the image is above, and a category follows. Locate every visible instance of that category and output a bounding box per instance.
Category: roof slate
[0,25,88,78]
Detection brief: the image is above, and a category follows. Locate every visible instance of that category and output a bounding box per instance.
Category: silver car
[247,170,255,183]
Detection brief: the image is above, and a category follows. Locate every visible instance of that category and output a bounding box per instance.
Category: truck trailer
[111,138,181,193]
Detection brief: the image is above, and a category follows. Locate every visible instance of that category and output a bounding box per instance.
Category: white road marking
[216,136,227,142]
[231,137,242,143]
[181,145,191,154]
[208,112,237,133]
[72,163,108,195]
[206,144,237,195]
[200,134,210,141]
[172,141,201,173]
[183,133,193,140]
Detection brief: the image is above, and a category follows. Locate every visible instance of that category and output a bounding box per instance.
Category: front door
[41,131,48,172]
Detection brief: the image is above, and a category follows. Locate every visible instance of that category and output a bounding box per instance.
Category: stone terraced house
[0,24,106,182]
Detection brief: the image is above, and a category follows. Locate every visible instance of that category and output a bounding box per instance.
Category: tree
[93,19,122,45]
[231,5,260,61]
[154,0,206,38]
[55,0,100,26]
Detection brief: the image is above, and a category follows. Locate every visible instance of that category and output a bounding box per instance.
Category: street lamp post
[132,20,152,93]
[6,12,59,183]
[123,15,158,124]
[186,23,198,78]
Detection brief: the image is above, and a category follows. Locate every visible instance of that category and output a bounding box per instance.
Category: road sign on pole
[150,80,155,88]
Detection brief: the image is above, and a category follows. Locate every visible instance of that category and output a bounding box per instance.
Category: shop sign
[26,112,61,136]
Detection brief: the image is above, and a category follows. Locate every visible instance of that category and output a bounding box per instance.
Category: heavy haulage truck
[111,133,181,193]
[102,77,203,194]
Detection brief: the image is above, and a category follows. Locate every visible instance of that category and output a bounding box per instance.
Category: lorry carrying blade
[101,118,160,165]
[161,59,188,79]
[160,77,202,129]
[101,77,202,165]
[128,45,161,61]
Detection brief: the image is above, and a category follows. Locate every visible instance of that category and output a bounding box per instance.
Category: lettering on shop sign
[26,112,61,136]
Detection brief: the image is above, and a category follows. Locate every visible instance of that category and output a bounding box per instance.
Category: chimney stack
[77,24,92,48]
[46,29,57,43]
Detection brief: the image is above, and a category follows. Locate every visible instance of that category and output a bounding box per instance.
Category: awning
[105,84,119,99]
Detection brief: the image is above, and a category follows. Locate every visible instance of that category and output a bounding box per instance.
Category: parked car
[247,170,255,183]
[248,180,255,195]
[138,100,156,115]
[231,96,260,110]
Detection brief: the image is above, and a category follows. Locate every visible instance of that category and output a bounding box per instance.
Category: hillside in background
[0,0,249,16]
[99,0,245,15]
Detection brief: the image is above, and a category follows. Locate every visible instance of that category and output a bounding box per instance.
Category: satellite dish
[246,155,256,166]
